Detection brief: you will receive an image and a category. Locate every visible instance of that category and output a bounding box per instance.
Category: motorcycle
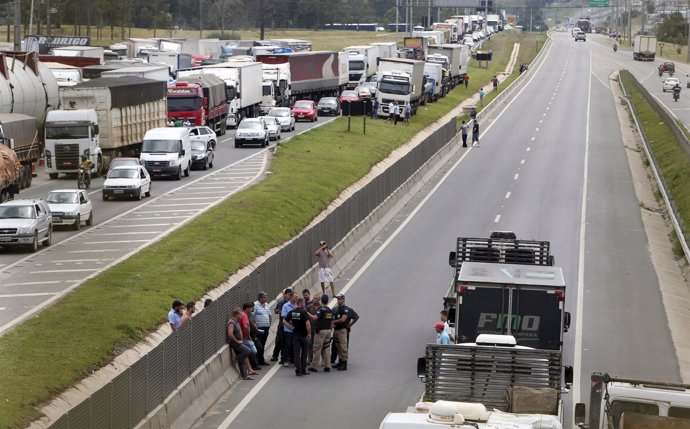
[77,167,91,189]
[673,90,680,102]
[613,44,618,52]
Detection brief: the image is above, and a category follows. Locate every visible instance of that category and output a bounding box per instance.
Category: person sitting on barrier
[227,308,256,380]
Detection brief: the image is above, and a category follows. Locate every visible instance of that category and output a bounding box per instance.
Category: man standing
[333,294,358,371]
[227,308,255,380]
[372,98,379,119]
[393,102,400,125]
[492,75,499,92]
[284,297,312,376]
[309,294,334,372]
[460,120,469,148]
[472,120,480,147]
[271,288,291,362]
[168,300,184,332]
[404,101,411,125]
[435,322,451,344]
[479,88,485,106]
[253,291,272,364]
[464,74,469,90]
[388,101,395,123]
[440,309,455,343]
[280,291,298,367]
[315,241,335,297]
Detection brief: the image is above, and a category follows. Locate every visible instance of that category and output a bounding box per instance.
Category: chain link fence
[49,116,458,429]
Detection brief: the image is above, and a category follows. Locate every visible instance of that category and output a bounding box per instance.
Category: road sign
[588,0,609,6]
[659,43,665,48]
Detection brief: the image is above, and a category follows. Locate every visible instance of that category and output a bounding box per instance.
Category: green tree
[657,12,687,44]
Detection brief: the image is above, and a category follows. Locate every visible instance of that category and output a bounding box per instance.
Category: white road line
[505,192,511,199]
[134,210,200,214]
[29,269,98,274]
[127,216,187,220]
[1,280,66,287]
[536,127,540,132]
[147,203,209,207]
[531,137,535,141]
[0,293,57,298]
[106,224,173,228]
[520,159,525,164]
[494,215,501,223]
[514,174,519,180]
[97,232,161,236]
[50,259,108,263]
[215,41,556,429]
[83,240,150,244]
[161,196,222,201]
[68,249,122,253]
[185,186,228,189]
[526,147,531,152]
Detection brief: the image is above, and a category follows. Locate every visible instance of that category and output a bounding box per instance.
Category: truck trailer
[634,35,657,61]
[46,77,167,178]
[371,42,398,59]
[167,74,228,135]
[427,44,471,87]
[102,65,170,82]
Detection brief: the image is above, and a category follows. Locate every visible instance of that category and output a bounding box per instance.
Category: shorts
[319,267,334,283]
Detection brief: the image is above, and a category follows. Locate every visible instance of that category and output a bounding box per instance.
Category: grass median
[620,71,690,242]
[0,31,545,429]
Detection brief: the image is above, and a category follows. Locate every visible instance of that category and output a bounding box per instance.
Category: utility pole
[687,6,690,63]
[199,0,202,39]
[13,0,20,51]
[428,0,431,28]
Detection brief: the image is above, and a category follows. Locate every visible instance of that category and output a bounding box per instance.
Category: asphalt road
[0,116,337,334]
[193,32,683,429]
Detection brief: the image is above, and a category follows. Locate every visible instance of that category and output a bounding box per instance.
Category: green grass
[0,31,545,429]
[620,71,690,241]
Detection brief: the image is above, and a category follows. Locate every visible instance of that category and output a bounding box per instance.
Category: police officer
[309,294,334,372]
[332,294,358,371]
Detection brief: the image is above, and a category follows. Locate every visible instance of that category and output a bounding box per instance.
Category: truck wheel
[49,173,58,180]
[74,215,81,231]
[176,167,182,180]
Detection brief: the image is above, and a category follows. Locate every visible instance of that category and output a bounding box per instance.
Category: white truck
[423,62,443,103]
[146,52,193,73]
[487,14,501,32]
[427,44,471,87]
[432,22,459,43]
[43,62,82,87]
[51,46,104,64]
[261,63,290,113]
[376,58,425,117]
[101,65,170,82]
[371,42,398,60]
[633,35,657,61]
[411,30,447,45]
[343,45,377,88]
[45,77,167,178]
[575,373,690,429]
[177,61,264,128]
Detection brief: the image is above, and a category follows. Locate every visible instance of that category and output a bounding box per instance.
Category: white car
[663,77,680,92]
[259,116,282,141]
[0,199,52,252]
[45,189,93,230]
[187,126,217,147]
[268,107,296,132]
[463,37,475,48]
[102,165,152,201]
[234,118,270,148]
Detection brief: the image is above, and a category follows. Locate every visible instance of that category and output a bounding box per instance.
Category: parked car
[102,165,152,201]
[292,100,318,122]
[108,157,143,175]
[268,107,295,131]
[359,81,377,98]
[0,199,52,252]
[235,118,270,148]
[187,125,217,147]
[575,31,586,41]
[44,189,93,230]
[259,116,282,140]
[317,97,341,116]
[463,37,475,48]
[659,62,675,77]
[663,77,680,92]
[190,139,214,170]
[339,90,361,103]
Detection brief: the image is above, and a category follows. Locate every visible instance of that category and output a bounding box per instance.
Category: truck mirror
[574,403,587,426]
[564,312,572,332]
[93,125,99,135]
[416,357,426,381]
[203,97,208,106]
[564,365,574,385]
[180,149,185,156]
[8,138,15,149]
[449,251,457,267]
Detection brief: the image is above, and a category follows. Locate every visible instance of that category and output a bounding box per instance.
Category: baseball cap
[319,240,326,245]
[336,294,345,299]
[434,322,445,330]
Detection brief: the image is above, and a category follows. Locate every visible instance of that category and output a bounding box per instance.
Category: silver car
[268,107,295,132]
[259,116,282,141]
[0,199,52,252]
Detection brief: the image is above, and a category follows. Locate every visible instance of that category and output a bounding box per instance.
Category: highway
[192,32,685,428]
[0,116,337,334]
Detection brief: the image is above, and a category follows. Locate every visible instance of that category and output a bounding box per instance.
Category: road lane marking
[531,137,535,141]
[505,192,511,199]
[106,224,173,228]
[50,259,108,263]
[68,249,122,253]
[494,215,501,223]
[29,269,98,274]
[127,216,188,220]
[83,240,150,244]
[1,281,66,287]
[0,293,57,298]
[520,159,525,164]
[526,147,531,152]
[514,174,519,180]
[97,232,161,236]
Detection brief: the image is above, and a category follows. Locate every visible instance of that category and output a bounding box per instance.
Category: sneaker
[270,357,278,362]
[296,372,302,376]
[283,362,290,368]
[324,367,331,372]
[301,371,311,375]
[308,367,318,372]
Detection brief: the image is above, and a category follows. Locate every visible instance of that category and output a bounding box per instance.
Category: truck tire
[49,173,58,180]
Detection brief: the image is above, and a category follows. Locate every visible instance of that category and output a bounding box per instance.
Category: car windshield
[342,91,357,97]
[0,205,34,219]
[142,139,181,153]
[269,108,289,117]
[45,192,78,204]
[294,101,312,109]
[110,159,139,169]
[239,121,263,130]
[191,141,207,151]
[319,99,337,106]
[108,169,138,179]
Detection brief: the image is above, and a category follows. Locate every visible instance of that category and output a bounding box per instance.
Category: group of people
[168,299,208,331]
[386,100,411,125]
[167,118,191,127]
[227,295,273,380]
[433,309,456,345]
[459,119,480,148]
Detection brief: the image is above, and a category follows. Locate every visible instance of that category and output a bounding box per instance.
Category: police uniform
[333,304,352,365]
[310,305,334,371]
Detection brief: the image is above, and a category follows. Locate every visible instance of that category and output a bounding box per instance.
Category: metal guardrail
[619,69,690,263]
[48,117,458,429]
[423,344,563,411]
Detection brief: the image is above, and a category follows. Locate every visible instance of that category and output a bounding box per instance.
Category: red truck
[167,74,228,135]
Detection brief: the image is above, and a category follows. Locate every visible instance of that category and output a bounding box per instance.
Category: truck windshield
[262,86,272,96]
[349,61,365,71]
[379,80,411,95]
[142,139,182,153]
[167,97,201,112]
[226,86,237,100]
[45,126,89,139]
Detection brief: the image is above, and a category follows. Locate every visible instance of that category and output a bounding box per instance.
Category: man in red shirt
[242,302,260,373]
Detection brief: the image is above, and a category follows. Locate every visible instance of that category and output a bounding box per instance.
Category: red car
[292,100,318,122]
[339,90,361,103]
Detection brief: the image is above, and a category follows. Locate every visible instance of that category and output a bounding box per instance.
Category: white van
[140,127,192,180]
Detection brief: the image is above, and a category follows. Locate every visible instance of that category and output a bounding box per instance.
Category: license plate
[153,169,161,173]
[0,237,12,242]
[299,114,304,118]
[114,190,124,194]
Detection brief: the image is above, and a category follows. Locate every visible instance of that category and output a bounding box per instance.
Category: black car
[190,139,214,170]
[317,97,341,116]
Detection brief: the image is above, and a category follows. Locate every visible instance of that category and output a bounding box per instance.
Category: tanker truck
[45,77,167,178]
[0,52,59,189]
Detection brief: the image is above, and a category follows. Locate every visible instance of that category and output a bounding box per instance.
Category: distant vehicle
[259,116,282,140]
[663,77,680,92]
[0,199,52,252]
[234,118,270,148]
[340,89,362,103]
[190,139,214,170]
[140,127,192,180]
[292,100,318,122]
[359,81,377,98]
[463,36,475,48]
[659,61,675,77]
[317,97,341,116]
[45,189,93,230]
[575,31,586,41]
[108,157,143,175]
[267,107,295,131]
[102,165,152,201]
[572,27,581,36]
[187,126,217,148]
[375,26,385,32]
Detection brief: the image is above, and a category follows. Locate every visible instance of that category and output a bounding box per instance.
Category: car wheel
[203,159,208,170]
[86,211,93,226]
[42,226,52,247]
[103,192,109,201]
[136,187,143,200]
[291,123,295,131]
[74,215,81,231]
[209,158,214,168]
[29,232,38,253]
[176,166,182,180]
[48,173,58,180]
[184,165,190,177]
[145,185,151,197]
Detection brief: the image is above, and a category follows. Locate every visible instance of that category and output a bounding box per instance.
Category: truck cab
[44,109,102,180]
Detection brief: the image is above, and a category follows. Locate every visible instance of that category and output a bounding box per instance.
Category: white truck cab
[140,127,192,180]
[45,109,102,180]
